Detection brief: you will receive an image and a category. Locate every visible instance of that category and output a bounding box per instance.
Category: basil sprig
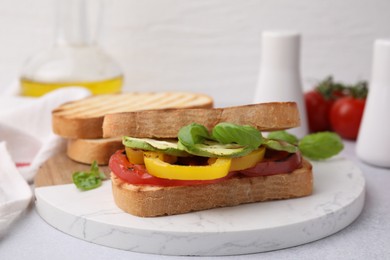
[267,130,344,160]
[177,123,344,160]
[72,161,106,191]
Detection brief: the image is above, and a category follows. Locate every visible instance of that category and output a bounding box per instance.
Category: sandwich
[51,92,213,165]
[103,102,314,217]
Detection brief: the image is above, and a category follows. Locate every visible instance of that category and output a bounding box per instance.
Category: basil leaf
[90,161,100,175]
[72,161,106,191]
[263,139,299,153]
[178,123,211,146]
[72,172,102,191]
[211,123,263,149]
[298,132,344,160]
[267,130,299,145]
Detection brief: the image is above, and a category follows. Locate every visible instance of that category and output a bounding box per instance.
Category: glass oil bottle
[20,0,123,97]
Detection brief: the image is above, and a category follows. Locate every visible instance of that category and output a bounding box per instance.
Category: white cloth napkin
[0,87,91,237]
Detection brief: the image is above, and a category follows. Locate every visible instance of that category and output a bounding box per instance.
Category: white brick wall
[1,0,389,105]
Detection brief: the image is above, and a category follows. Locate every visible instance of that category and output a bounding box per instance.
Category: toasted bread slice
[52,92,213,139]
[103,102,300,139]
[67,137,123,165]
[111,159,313,217]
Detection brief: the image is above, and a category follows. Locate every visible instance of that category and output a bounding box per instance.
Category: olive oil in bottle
[20,76,123,97]
[20,0,123,97]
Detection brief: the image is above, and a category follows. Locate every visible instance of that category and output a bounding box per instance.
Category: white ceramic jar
[254,31,308,137]
[356,39,390,167]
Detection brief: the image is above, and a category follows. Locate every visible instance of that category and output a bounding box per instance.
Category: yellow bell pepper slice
[208,146,266,172]
[126,148,178,165]
[125,147,145,164]
[229,146,265,171]
[143,152,231,180]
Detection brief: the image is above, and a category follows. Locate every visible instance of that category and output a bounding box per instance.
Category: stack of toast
[52,92,213,165]
[52,95,314,217]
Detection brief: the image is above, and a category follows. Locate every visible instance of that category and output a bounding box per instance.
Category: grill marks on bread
[52,92,213,139]
[54,92,212,118]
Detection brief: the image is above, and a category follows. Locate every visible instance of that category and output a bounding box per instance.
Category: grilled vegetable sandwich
[104,102,314,217]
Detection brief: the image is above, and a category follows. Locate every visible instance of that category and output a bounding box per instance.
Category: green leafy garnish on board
[72,161,106,191]
[267,130,344,160]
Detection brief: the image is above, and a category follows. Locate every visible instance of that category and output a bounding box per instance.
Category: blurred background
[0,0,389,105]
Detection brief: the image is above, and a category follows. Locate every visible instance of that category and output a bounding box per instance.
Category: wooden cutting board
[34,152,110,187]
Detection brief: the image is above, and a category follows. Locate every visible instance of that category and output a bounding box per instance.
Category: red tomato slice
[240,151,302,176]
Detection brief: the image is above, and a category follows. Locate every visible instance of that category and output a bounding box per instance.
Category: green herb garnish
[177,123,343,160]
[268,130,344,160]
[298,132,344,160]
[72,161,106,191]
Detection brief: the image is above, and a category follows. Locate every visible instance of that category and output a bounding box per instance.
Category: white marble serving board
[35,157,365,256]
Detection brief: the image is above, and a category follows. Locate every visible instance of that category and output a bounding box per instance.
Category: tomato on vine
[305,90,333,132]
[305,76,347,132]
[330,81,368,140]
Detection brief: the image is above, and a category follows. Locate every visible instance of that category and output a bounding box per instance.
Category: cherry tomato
[330,97,366,140]
[305,90,333,132]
